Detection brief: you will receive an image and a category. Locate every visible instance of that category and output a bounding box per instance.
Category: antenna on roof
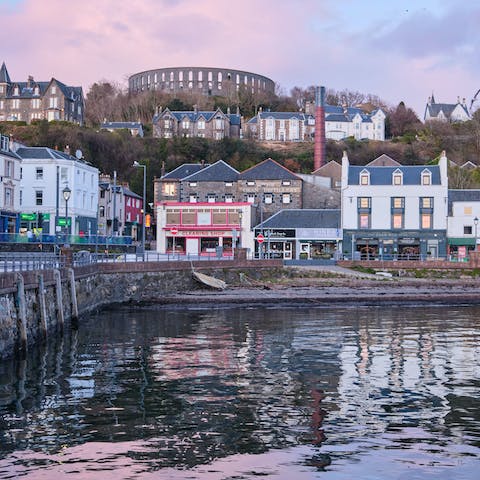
[75,149,83,159]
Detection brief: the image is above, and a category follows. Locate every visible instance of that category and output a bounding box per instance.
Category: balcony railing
[0,233,133,246]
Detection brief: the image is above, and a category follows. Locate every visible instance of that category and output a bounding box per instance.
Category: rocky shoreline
[157,276,480,307]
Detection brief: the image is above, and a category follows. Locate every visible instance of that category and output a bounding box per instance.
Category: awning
[448,237,476,246]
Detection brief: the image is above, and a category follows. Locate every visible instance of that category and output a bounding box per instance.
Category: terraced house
[153,107,241,139]
[0,62,84,124]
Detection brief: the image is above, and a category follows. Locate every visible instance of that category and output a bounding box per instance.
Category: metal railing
[0,252,65,272]
[0,233,133,246]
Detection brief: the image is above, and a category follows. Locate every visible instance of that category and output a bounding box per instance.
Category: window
[4,187,13,207]
[392,197,404,209]
[19,190,22,206]
[35,190,43,205]
[12,99,20,109]
[225,194,233,203]
[358,197,371,209]
[182,120,189,129]
[198,120,205,130]
[207,194,216,203]
[246,180,255,186]
[464,226,473,235]
[392,169,403,185]
[51,86,56,94]
[189,182,197,187]
[163,183,175,196]
[421,170,432,185]
[164,119,171,128]
[182,210,195,225]
[100,190,105,199]
[282,193,291,204]
[392,213,403,229]
[421,214,432,229]
[282,180,291,186]
[212,209,227,224]
[247,194,255,203]
[264,193,273,204]
[32,98,41,109]
[360,170,370,185]
[464,206,473,215]
[189,194,197,203]
[36,167,43,180]
[225,181,233,187]
[359,213,370,228]
[49,97,58,108]
[420,197,433,209]
[99,206,105,217]
[215,118,224,129]
[61,167,68,182]
[5,160,13,178]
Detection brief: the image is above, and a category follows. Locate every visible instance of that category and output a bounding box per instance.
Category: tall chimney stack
[314,86,326,171]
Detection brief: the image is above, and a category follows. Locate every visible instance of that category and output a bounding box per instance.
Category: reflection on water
[0,304,479,479]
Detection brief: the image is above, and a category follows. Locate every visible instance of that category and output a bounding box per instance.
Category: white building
[447,190,480,259]
[0,134,21,234]
[156,202,254,257]
[16,146,99,238]
[424,96,471,122]
[341,151,449,259]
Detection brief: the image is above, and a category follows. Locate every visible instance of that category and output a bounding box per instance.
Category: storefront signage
[20,213,37,221]
[57,218,71,226]
[257,229,295,238]
[169,230,233,237]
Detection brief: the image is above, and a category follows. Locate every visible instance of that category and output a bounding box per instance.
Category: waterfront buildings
[0,134,20,234]
[16,146,99,237]
[0,62,84,125]
[341,151,449,259]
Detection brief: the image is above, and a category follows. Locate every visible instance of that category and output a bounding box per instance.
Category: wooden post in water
[68,268,78,324]
[53,269,64,329]
[15,273,28,354]
[37,274,48,339]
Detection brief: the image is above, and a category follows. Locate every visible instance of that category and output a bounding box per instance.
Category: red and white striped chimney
[313,86,326,171]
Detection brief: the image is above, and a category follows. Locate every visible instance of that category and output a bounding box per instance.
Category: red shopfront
[163,203,247,257]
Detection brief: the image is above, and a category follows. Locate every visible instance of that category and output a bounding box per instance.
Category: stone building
[0,62,84,125]
[424,95,471,122]
[129,66,275,97]
[0,134,21,234]
[152,107,241,139]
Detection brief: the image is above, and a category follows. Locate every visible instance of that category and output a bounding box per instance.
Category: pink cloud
[0,0,478,117]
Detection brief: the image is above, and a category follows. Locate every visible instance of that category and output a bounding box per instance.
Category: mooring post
[68,268,78,323]
[15,273,28,354]
[37,274,48,339]
[53,269,64,329]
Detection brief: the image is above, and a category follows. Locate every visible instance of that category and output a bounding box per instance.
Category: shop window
[181,210,195,225]
[166,209,181,224]
[212,209,227,224]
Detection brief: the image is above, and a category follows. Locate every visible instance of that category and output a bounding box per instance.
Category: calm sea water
[0,303,479,479]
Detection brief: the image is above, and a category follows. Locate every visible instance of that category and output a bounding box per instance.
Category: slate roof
[448,189,480,215]
[0,62,11,83]
[257,209,341,229]
[239,158,300,181]
[366,154,401,167]
[162,163,207,180]
[16,147,86,163]
[183,160,239,182]
[154,108,228,123]
[348,165,441,185]
[425,102,470,120]
[99,182,142,199]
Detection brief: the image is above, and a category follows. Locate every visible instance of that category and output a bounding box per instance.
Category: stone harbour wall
[0,259,283,360]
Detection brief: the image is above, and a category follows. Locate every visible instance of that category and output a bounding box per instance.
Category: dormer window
[360,169,370,185]
[421,169,432,185]
[13,86,19,96]
[392,169,403,185]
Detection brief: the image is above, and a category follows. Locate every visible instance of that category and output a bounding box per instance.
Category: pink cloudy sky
[1,0,479,117]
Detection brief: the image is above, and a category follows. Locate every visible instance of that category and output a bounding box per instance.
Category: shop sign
[399,237,418,244]
[261,229,295,238]
[20,213,37,221]
[57,218,71,226]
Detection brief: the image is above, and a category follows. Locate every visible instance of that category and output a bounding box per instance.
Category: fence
[0,233,133,246]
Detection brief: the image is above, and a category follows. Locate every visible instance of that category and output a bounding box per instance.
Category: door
[186,238,199,256]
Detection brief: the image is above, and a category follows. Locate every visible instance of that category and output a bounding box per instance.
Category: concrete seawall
[0,260,283,360]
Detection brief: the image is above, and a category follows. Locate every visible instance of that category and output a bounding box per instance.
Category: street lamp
[62,185,71,246]
[133,161,146,258]
[474,217,478,252]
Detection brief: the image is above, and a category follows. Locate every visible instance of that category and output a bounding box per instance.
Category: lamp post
[62,185,71,246]
[133,161,146,258]
[474,217,478,252]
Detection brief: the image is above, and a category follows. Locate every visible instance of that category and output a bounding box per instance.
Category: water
[0,303,479,479]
